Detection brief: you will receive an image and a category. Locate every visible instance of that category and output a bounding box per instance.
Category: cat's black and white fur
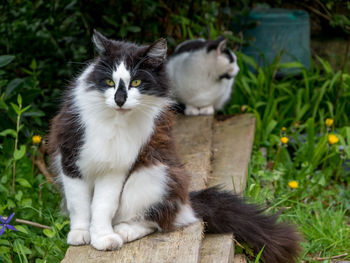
[48,30,301,262]
[166,36,239,115]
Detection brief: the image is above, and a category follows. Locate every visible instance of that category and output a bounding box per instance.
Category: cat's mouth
[116,108,132,113]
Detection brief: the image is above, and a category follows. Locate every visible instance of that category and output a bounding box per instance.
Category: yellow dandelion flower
[328,134,339,145]
[325,118,334,127]
[281,127,287,131]
[288,181,298,189]
[32,135,42,144]
[280,137,289,144]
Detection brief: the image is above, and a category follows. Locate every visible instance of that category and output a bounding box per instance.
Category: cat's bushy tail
[189,186,302,263]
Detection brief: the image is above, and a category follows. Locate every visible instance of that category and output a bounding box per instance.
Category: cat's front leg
[90,174,125,250]
[61,174,91,245]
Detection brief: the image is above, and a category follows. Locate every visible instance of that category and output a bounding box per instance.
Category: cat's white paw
[184,105,200,116]
[114,223,139,243]
[91,233,123,250]
[114,223,135,242]
[114,222,154,243]
[199,106,214,115]
[67,229,90,245]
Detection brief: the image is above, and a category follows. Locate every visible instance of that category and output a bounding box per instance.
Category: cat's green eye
[131,79,141,87]
[105,79,115,87]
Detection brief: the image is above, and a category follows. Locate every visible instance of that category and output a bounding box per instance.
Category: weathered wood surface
[173,115,213,191]
[199,234,234,263]
[62,115,214,263]
[62,114,256,263]
[199,114,255,263]
[63,222,203,263]
[209,114,256,194]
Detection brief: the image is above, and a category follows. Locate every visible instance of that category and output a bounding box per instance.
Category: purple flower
[0,213,17,236]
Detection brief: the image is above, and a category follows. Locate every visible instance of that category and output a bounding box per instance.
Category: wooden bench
[62,114,256,263]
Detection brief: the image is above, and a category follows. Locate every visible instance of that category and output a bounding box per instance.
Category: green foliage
[233,52,350,262]
[224,53,350,148]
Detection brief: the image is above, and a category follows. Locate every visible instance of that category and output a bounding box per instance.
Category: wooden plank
[62,222,203,263]
[210,114,256,194]
[62,115,214,263]
[173,115,213,191]
[199,114,256,263]
[199,234,234,263]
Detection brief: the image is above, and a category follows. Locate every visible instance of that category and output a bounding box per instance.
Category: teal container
[241,8,310,76]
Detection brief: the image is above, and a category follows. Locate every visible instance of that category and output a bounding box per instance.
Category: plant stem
[313,252,348,261]
[12,113,20,193]
[335,157,344,182]
[322,145,329,171]
[7,231,14,263]
[3,216,52,229]
[272,145,282,169]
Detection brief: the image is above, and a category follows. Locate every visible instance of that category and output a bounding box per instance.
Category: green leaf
[17,94,22,107]
[265,119,277,140]
[316,56,333,75]
[0,239,10,246]
[0,98,8,110]
[254,245,265,263]
[20,105,31,114]
[43,228,55,238]
[0,129,17,138]
[278,61,305,69]
[13,240,32,255]
[10,102,21,115]
[7,199,16,209]
[127,26,141,32]
[14,145,26,160]
[16,178,32,188]
[30,59,37,70]
[0,204,8,214]
[15,190,23,201]
[15,225,28,234]
[5,78,22,99]
[20,198,32,207]
[306,118,315,161]
[0,55,15,67]
[55,220,70,230]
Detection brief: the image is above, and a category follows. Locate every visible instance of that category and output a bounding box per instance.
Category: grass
[246,150,350,262]
[227,51,350,262]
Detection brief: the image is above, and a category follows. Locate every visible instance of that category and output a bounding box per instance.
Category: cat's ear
[144,38,167,64]
[92,29,111,54]
[215,36,227,56]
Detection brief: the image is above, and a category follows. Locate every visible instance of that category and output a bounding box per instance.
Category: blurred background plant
[0,0,349,262]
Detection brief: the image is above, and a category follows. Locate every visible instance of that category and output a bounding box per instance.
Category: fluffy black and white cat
[48,30,301,262]
[166,36,239,115]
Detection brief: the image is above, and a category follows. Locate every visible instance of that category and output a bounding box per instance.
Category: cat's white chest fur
[78,117,145,177]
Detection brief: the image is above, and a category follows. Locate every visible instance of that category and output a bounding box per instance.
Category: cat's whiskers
[132,56,150,75]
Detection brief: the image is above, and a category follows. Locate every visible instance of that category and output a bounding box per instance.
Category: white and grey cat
[48,30,301,262]
[166,36,239,115]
